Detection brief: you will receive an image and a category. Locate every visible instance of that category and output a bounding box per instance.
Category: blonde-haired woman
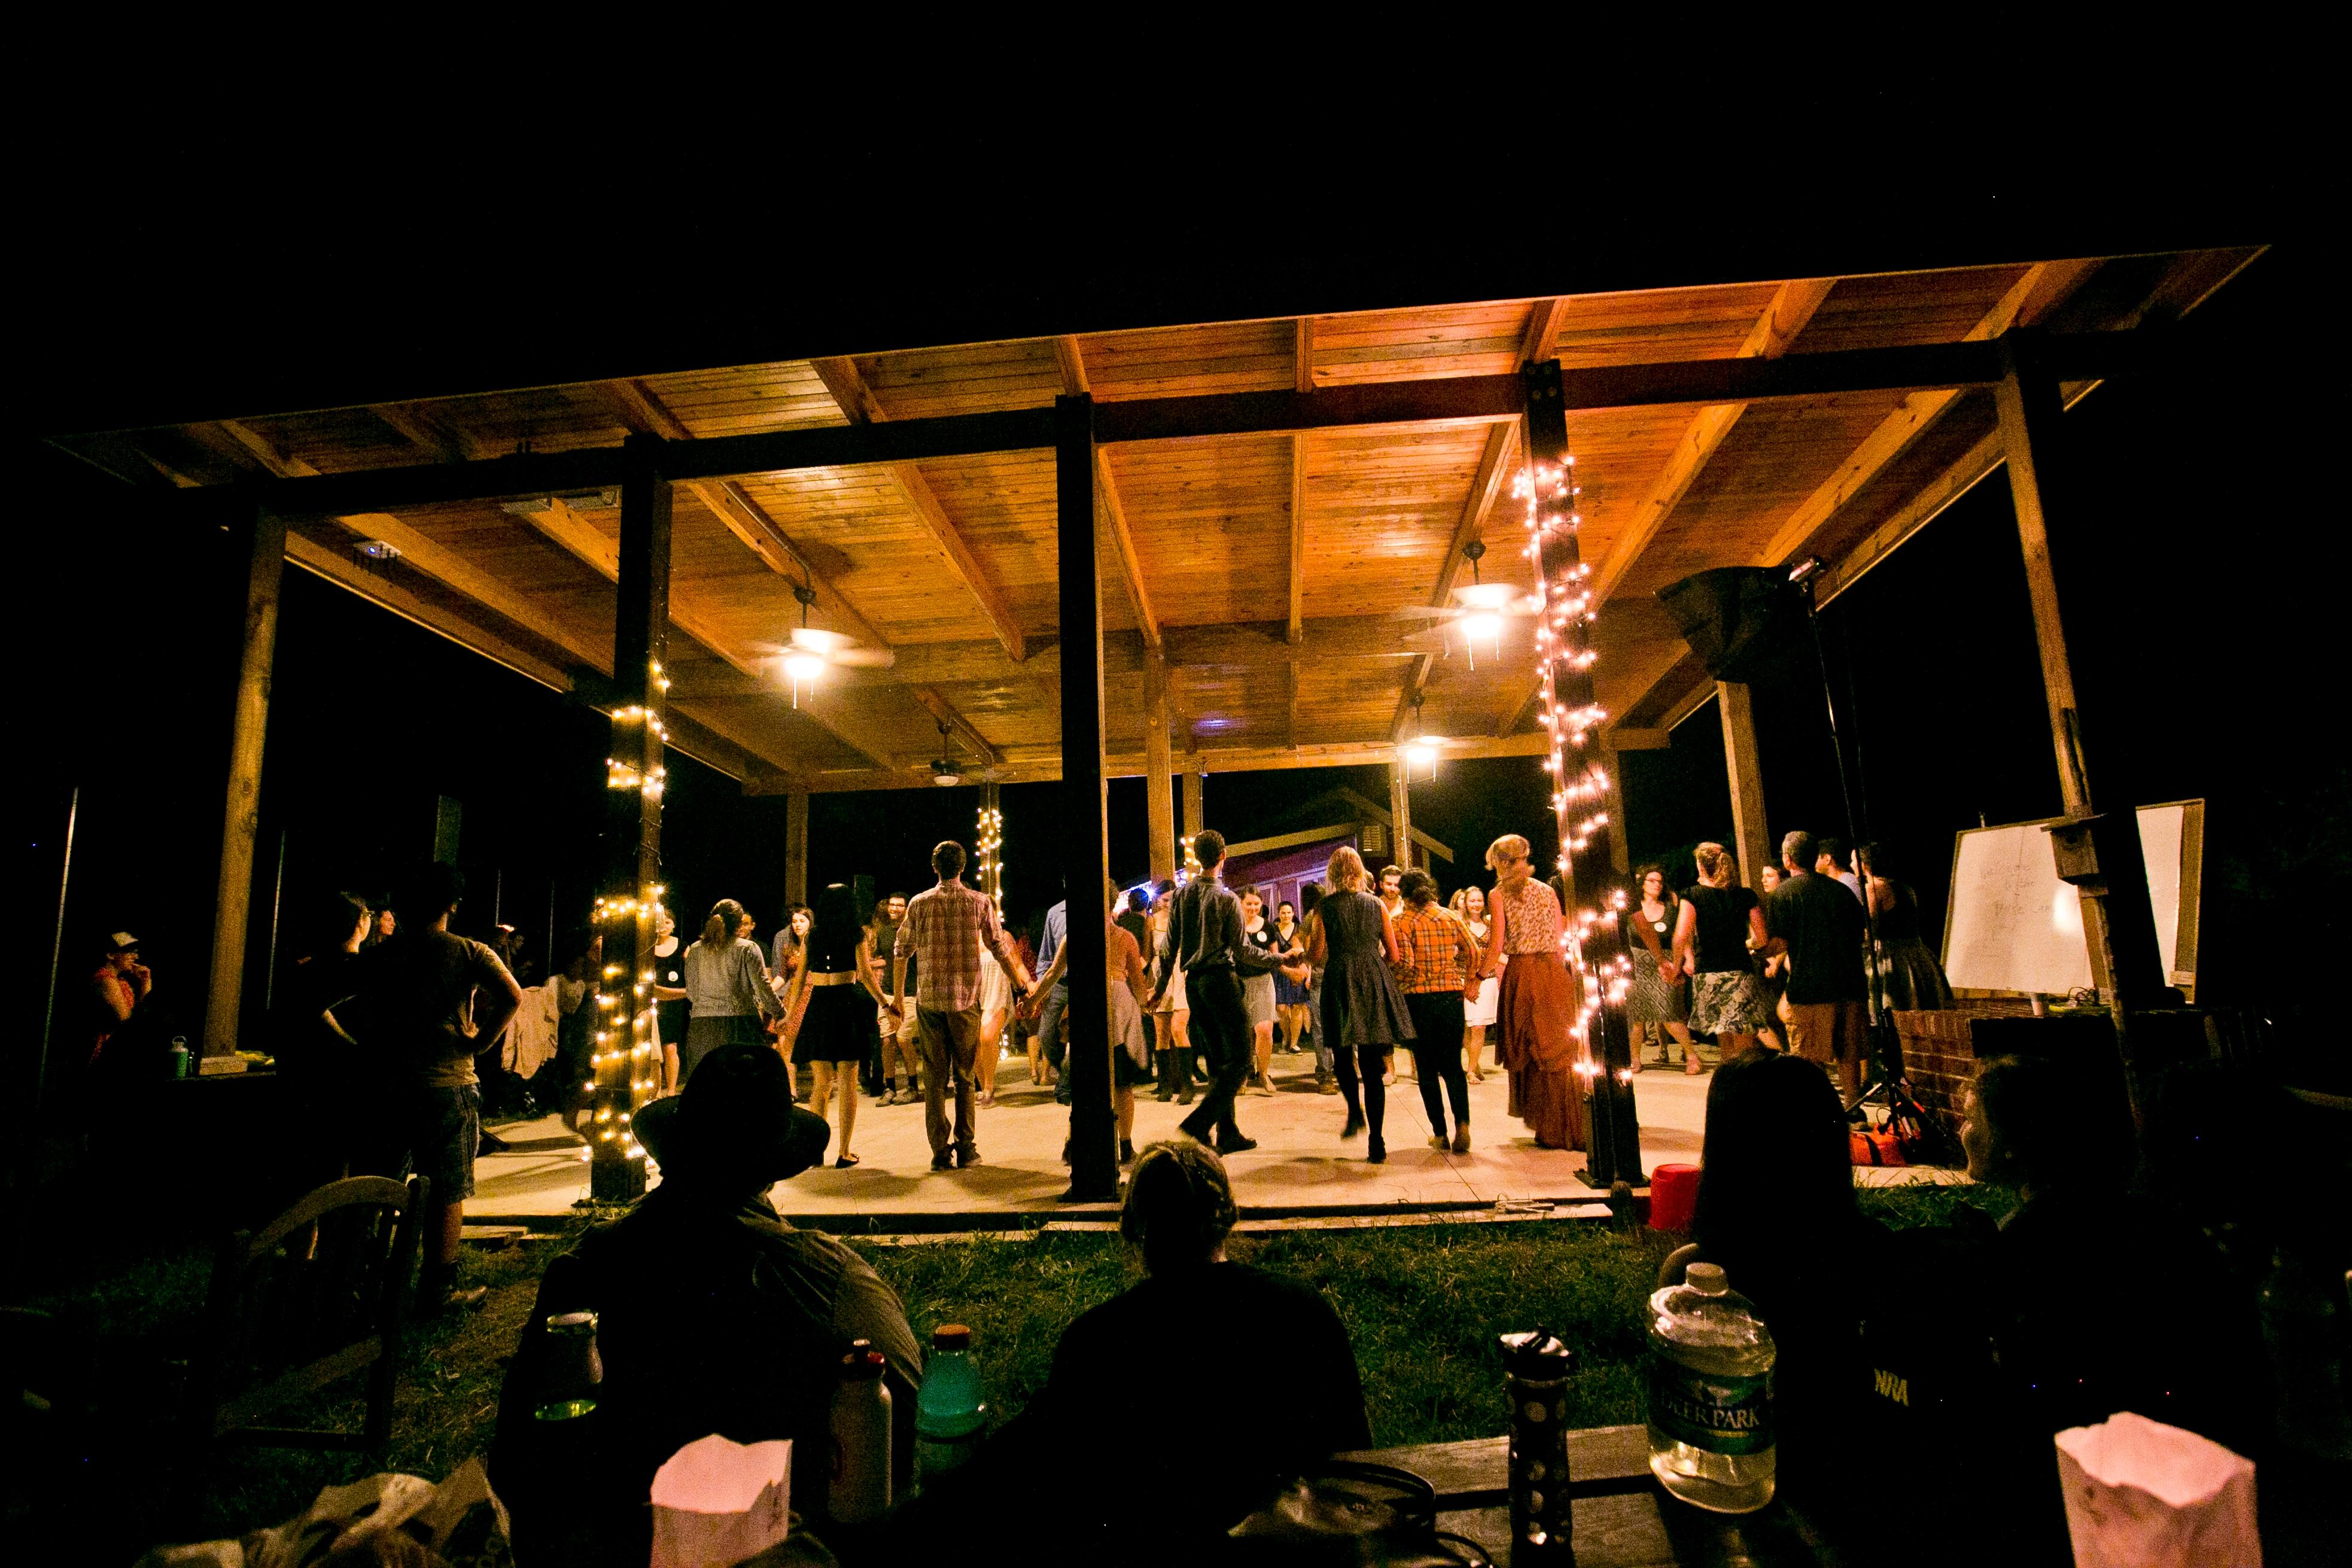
[1478,835,1586,1151]
[1449,885,1497,1083]
[1672,841,1772,1066]
[670,897,787,1088]
[1304,845,1415,1162]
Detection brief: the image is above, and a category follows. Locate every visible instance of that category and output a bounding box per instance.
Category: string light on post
[977,802,1005,915]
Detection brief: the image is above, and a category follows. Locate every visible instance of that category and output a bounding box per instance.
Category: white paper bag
[649,1434,793,1568]
[2054,1411,2260,1567]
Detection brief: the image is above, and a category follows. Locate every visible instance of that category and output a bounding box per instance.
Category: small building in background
[1220,787,1452,915]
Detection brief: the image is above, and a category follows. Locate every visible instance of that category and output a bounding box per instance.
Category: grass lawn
[9,1183,2005,1559]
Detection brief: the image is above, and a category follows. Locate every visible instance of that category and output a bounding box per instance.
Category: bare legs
[1253,1020,1276,1094]
[810,1059,859,1163]
[1464,1024,1487,1083]
[978,1007,1005,1106]
[1278,1003,1309,1054]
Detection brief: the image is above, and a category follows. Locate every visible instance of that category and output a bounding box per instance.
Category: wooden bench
[1344,1427,1842,1567]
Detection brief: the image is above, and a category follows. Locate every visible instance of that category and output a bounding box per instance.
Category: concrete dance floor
[466,1045,1962,1227]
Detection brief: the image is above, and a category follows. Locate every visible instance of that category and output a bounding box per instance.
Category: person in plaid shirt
[891,841,1029,1170]
[1390,869,1483,1154]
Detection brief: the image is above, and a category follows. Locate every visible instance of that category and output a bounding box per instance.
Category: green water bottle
[915,1323,988,1481]
[532,1310,602,1421]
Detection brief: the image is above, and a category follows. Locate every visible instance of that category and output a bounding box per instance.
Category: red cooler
[1647,1162,1700,1232]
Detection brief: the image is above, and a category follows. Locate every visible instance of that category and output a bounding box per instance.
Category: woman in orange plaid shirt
[1390,869,1483,1153]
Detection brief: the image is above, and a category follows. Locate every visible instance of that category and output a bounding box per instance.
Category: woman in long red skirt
[1480,835,1588,1152]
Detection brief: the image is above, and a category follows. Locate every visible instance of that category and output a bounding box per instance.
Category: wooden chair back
[185,1174,427,1456]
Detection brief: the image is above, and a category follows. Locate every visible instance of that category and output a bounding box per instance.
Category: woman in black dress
[1305,846,1415,1162]
[783,884,896,1168]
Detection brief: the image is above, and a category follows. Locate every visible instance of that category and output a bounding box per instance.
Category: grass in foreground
[14,1178,1998,1555]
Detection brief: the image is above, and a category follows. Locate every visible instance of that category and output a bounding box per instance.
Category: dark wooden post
[1180,761,1204,869]
[1389,759,1414,870]
[784,790,810,908]
[591,433,671,1204]
[1525,363,1642,1188]
[1717,681,1772,890]
[1057,394,1118,1203]
[1997,333,2168,1127]
[202,495,286,1057]
[1144,657,1177,881]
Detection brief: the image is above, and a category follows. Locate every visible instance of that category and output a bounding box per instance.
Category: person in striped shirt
[891,841,1029,1171]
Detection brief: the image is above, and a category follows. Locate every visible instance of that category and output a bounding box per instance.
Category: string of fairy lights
[977,805,1004,914]
[1517,455,1638,1095]
[584,658,673,1171]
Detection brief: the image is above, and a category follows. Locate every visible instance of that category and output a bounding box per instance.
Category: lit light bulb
[783,651,824,708]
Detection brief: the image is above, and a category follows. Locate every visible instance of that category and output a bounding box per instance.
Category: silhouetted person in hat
[491,1043,921,1564]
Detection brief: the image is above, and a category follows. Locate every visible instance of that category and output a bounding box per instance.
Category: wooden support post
[1180,762,1204,865]
[785,790,810,908]
[1526,363,1641,1188]
[202,497,287,1057]
[977,780,1003,911]
[1598,740,1632,878]
[1389,760,1413,870]
[591,434,671,1204]
[1995,334,2167,1012]
[1717,681,1771,889]
[1057,394,1118,1203]
[1144,656,1176,881]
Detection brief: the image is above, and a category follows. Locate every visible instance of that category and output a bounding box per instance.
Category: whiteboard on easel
[1942,800,2204,997]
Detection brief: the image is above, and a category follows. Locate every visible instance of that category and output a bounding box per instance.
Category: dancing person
[1378,862,1405,917]
[544,928,600,1131]
[1450,885,1497,1082]
[1304,846,1414,1164]
[1295,883,1337,1094]
[1026,876,1153,1164]
[1482,835,1586,1150]
[651,906,686,1094]
[1148,830,1285,1155]
[1032,893,1070,1103]
[492,1045,921,1563]
[1764,831,1869,1099]
[783,883,894,1169]
[1392,869,1480,1153]
[1239,887,1280,1095]
[344,863,523,1315]
[666,897,786,1088]
[1673,842,1772,1065]
[1754,863,1790,1051]
[1857,843,1952,1012]
[1815,836,1864,902]
[975,923,1014,1109]
[1147,887,1194,1105]
[270,890,381,1187]
[1271,899,1311,1055]
[891,841,1028,1172]
[1625,864,1699,1071]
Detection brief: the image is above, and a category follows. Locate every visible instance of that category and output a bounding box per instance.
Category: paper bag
[649,1435,793,1568]
[2054,1411,2260,1567]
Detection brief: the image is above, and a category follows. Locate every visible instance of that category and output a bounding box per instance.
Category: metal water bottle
[829,1340,894,1523]
[1500,1329,1575,1564]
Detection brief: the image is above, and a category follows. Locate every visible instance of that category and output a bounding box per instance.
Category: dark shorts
[408,1083,480,1205]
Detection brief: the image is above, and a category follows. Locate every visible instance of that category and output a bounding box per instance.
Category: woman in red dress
[1479,835,1587,1151]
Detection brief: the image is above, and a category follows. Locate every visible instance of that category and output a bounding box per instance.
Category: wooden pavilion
[56,242,2261,1198]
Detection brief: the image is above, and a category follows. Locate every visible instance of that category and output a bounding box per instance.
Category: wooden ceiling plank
[1755,260,2097,570]
[1095,448,1160,654]
[598,378,891,651]
[808,355,1030,663]
[1590,276,1834,604]
[786,731,1556,792]
[1286,434,1308,645]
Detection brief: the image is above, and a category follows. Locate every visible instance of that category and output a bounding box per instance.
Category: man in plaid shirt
[892,841,1029,1170]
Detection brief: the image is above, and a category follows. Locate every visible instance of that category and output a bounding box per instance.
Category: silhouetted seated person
[1962,1052,2263,1456]
[1667,1054,1881,1496]
[490,1044,921,1565]
[900,1140,1368,1561]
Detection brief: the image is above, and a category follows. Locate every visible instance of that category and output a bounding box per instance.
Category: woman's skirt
[978,952,1014,1021]
[1274,964,1311,1007]
[1245,971,1277,1028]
[1496,953,1587,1151]
[793,983,881,1064]
[1111,981,1151,1086]
[1688,969,1772,1036]
[1151,960,1187,1014]
[680,1013,767,1086]
[1464,954,1501,1027]
[1875,937,1954,1013]
[1624,951,1688,1024]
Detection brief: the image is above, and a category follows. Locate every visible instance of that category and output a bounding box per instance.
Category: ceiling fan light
[1462,611,1504,644]
[931,765,963,787]
[1452,581,1518,613]
[783,652,825,684]
[1404,740,1439,769]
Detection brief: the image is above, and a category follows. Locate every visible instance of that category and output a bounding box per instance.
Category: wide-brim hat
[631,1044,830,1187]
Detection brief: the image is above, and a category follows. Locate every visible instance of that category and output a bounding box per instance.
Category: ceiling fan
[1391,541,1538,668]
[753,583,894,708]
[929,720,966,787]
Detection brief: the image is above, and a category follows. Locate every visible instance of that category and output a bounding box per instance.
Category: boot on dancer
[1305,847,1415,1163]
[1146,830,1283,1156]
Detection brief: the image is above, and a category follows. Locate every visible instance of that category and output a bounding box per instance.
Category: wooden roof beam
[1591,277,1834,604]
[910,685,1004,766]
[774,732,1556,792]
[1287,434,1308,644]
[808,355,1029,663]
[1396,418,1524,741]
[1295,318,1316,394]
[1520,299,1566,367]
[1756,260,2098,570]
[598,379,889,651]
